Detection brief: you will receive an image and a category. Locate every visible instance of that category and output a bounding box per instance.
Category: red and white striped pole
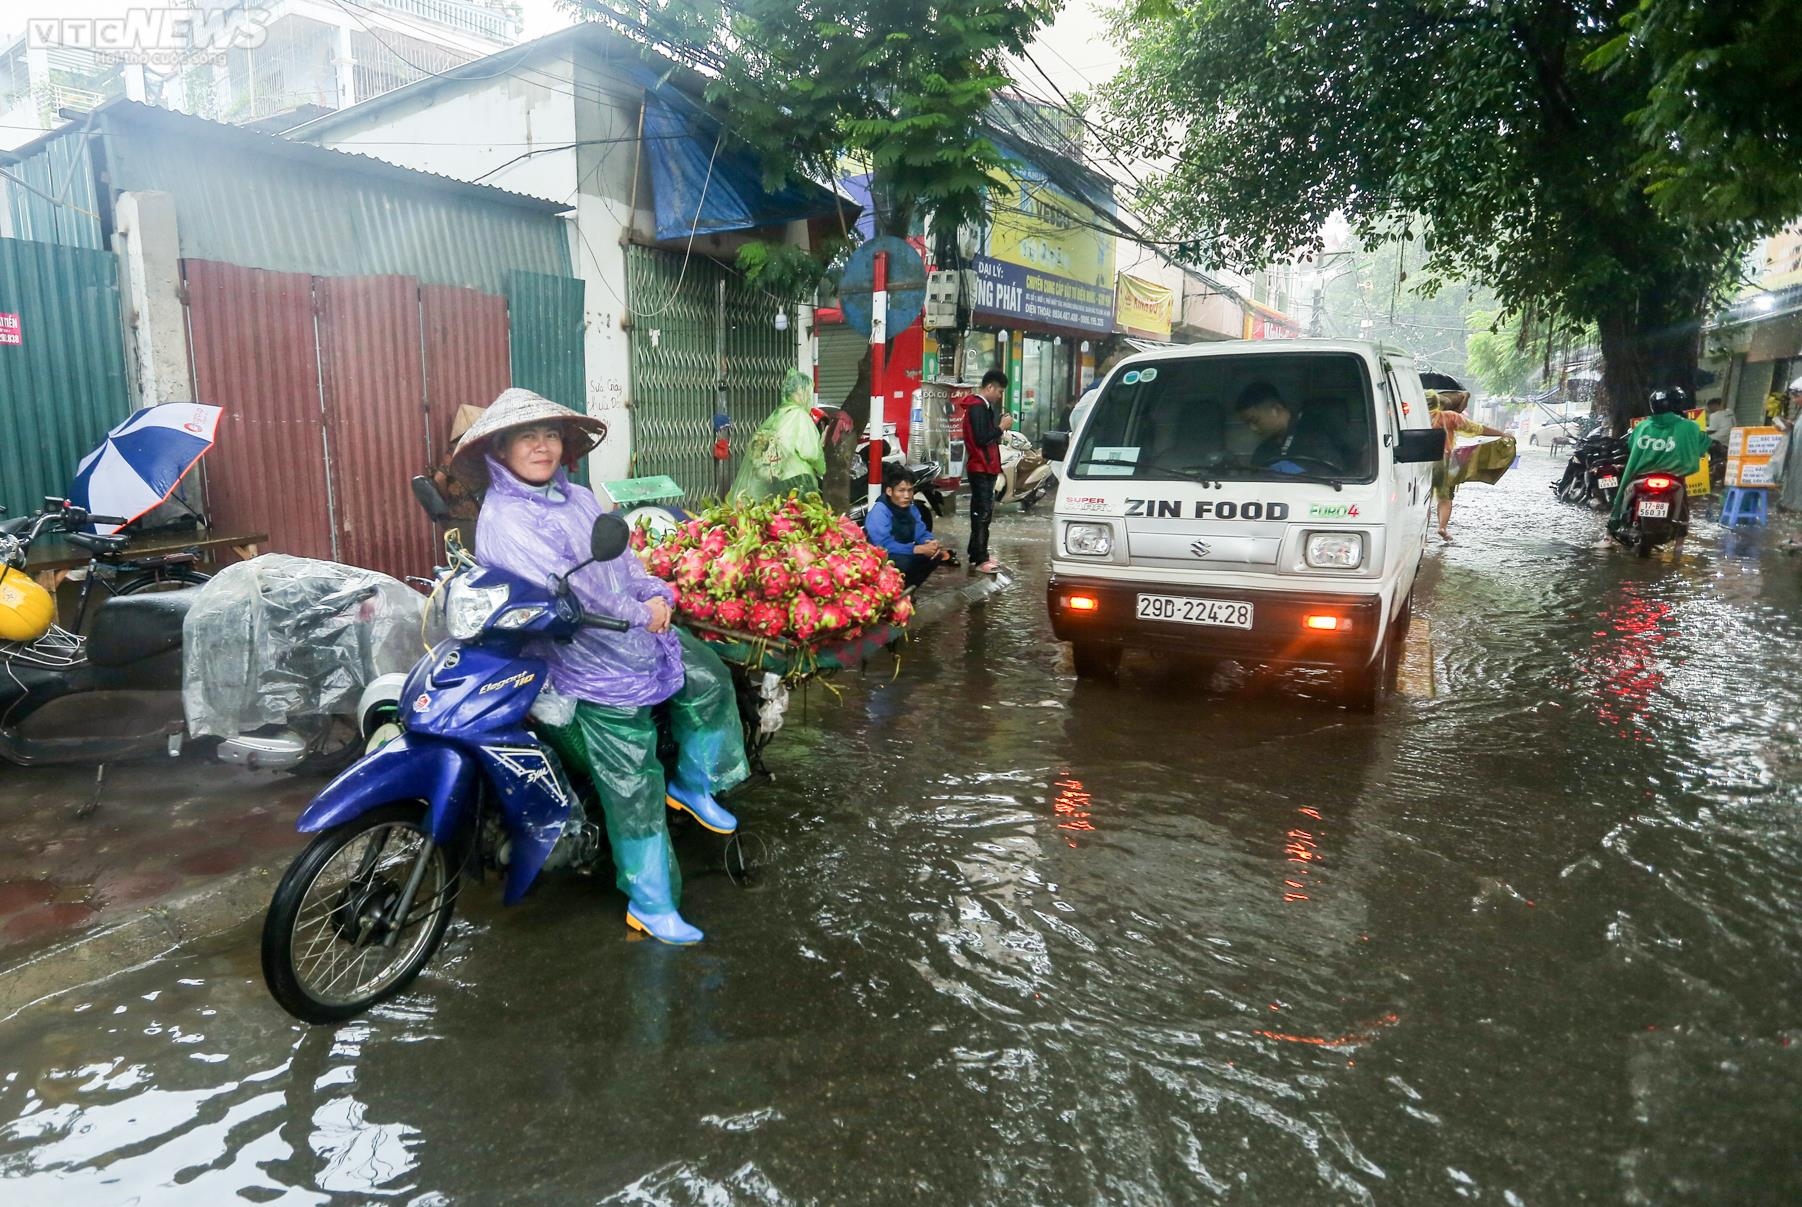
[866,251,888,505]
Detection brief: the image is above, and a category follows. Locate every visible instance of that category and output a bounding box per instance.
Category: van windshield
[1070,352,1377,484]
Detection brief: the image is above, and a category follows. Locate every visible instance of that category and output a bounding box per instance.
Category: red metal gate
[183,261,512,580]
[422,284,510,463]
[184,260,335,562]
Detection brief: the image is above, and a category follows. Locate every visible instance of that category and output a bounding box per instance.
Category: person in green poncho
[732,369,827,500]
[1609,386,1710,553]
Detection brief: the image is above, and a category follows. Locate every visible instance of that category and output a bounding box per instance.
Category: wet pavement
[3,456,1801,1204]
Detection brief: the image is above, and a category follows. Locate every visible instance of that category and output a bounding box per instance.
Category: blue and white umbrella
[68,403,223,535]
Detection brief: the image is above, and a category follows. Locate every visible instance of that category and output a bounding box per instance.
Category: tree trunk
[1595,286,1705,434]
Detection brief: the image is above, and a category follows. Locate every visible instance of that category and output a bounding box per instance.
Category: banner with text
[970,255,1114,333]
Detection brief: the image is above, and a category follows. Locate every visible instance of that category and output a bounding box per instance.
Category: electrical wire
[628,128,723,320]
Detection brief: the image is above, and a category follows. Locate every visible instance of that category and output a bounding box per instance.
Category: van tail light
[1065,593,1100,613]
[1642,474,1677,491]
[1303,613,1350,632]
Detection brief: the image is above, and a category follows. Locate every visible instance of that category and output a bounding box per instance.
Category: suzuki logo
[1189,540,1212,558]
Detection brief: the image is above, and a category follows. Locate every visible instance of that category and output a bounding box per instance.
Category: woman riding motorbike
[453,390,750,945]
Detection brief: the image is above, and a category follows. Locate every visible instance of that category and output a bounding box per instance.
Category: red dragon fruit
[645,542,678,579]
[708,547,750,598]
[675,547,710,589]
[799,563,834,598]
[841,589,876,626]
[872,566,904,601]
[680,518,704,545]
[747,600,786,638]
[789,592,822,641]
[785,542,818,571]
[682,592,717,623]
[699,526,729,560]
[825,551,861,590]
[853,545,886,581]
[714,596,748,631]
[629,525,650,553]
[755,557,796,601]
[836,517,866,544]
[767,512,802,540]
[816,598,849,634]
[891,595,916,626]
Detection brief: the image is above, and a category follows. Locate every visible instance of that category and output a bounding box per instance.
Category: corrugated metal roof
[4,101,574,295]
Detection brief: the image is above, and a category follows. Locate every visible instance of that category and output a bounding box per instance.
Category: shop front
[962,157,1116,441]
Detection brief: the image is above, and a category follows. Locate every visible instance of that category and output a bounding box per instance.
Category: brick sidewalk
[0,760,323,971]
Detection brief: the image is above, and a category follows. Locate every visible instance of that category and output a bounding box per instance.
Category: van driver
[1233,382,1354,472]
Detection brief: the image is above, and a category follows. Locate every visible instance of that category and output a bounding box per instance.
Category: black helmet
[1648,386,1690,415]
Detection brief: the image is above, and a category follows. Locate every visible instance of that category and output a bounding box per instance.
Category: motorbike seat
[0,515,29,537]
[909,461,942,480]
[68,531,130,556]
[87,589,198,668]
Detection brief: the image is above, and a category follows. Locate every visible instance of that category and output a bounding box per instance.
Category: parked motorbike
[1011,433,1056,512]
[0,498,362,770]
[261,513,765,1023]
[845,459,948,526]
[1553,428,1628,509]
[1612,471,1688,557]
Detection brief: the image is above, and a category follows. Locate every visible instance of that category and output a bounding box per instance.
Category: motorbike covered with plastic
[181,554,424,739]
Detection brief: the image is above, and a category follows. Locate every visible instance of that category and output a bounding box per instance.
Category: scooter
[1554,428,1628,508]
[1611,471,1688,557]
[261,513,757,1024]
[0,498,362,770]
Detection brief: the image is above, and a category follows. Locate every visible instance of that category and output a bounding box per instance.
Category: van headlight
[1305,532,1365,569]
[444,579,511,639]
[1065,522,1114,557]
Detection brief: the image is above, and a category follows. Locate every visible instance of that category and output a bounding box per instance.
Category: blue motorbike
[261,513,673,1023]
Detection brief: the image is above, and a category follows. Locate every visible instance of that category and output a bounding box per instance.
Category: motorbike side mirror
[590,513,631,563]
[1041,430,1070,462]
[1394,429,1444,464]
[411,476,456,524]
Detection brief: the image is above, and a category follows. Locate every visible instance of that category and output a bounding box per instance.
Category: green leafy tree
[1106,0,1775,430]
[1596,1,1802,226]
[571,0,1055,499]
[1466,311,1553,398]
[1316,236,1485,384]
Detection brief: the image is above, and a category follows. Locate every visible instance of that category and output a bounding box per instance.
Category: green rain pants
[543,631,749,913]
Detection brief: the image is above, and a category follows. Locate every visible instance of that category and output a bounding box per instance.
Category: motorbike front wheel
[261,803,460,1025]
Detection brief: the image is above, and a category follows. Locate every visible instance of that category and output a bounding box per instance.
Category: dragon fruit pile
[631,494,915,642]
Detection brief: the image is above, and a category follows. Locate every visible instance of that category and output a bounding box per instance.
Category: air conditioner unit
[925,270,960,329]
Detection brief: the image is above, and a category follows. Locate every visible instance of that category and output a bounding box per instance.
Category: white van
[1043,340,1442,707]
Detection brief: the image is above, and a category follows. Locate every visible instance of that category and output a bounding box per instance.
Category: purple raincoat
[474,457,683,708]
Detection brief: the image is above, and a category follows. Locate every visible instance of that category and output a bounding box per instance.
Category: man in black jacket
[959,369,1011,574]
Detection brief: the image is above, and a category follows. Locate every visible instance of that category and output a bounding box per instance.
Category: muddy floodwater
[3,458,1800,1204]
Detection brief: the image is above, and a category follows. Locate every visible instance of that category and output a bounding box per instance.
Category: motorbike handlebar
[580,611,631,633]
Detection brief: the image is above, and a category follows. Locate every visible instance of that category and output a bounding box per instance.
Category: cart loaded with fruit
[629,493,914,771]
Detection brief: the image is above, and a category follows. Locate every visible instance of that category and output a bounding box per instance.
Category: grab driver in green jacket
[1609,386,1711,556]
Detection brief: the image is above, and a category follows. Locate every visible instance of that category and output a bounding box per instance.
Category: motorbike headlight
[444,580,511,640]
[1065,522,1114,557]
[1305,531,1365,569]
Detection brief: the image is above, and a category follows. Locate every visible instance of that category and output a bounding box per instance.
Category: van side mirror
[1394,429,1444,464]
[590,513,631,562]
[1042,430,1070,462]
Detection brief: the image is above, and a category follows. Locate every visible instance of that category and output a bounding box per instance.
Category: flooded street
[3,457,1800,1204]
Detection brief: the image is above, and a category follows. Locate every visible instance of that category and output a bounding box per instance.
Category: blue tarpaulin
[635,85,855,242]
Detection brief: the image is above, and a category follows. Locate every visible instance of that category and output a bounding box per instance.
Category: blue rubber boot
[626,904,704,945]
[666,784,739,835]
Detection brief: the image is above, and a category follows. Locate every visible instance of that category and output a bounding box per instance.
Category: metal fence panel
[625,245,792,499]
[182,259,335,561]
[315,275,434,580]
[421,284,510,465]
[2,128,104,249]
[507,269,587,483]
[0,236,129,519]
